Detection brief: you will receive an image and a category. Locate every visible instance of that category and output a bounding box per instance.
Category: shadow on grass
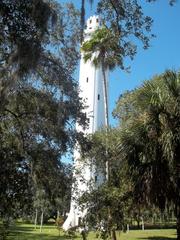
[11,226,35,232]
[7,231,79,240]
[9,223,60,233]
[130,224,176,230]
[139,237,176,240]
[148,237,176,240]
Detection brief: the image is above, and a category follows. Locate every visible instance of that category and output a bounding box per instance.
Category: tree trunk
[141,217,144,231]
[111,229,117,240]
[40,210,44,233]
[175,145,180,240]
[80,0,85,43]
[137,206,141,229]
[176,173,180,240]
[57,210,60,219]
[137,219,140,229]
[177,206,180,240]
[102,63,109,181]
[101,63,109,129]
[102,61,116,240]
[34,209,38,229]
[81,230,87,240]
[0,51,24,103]
[127,224,130,233]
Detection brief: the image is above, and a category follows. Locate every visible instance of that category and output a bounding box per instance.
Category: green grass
[4,223,177,240]
[117,229,176,240]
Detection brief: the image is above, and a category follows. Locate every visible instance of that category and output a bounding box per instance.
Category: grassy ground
[3,223,177,240]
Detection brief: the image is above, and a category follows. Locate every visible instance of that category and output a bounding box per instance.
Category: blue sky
[62,0,180,126]
[108,0,180,125]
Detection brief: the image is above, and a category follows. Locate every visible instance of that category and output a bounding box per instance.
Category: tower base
[63,212,78,230]
[63,205,87,231]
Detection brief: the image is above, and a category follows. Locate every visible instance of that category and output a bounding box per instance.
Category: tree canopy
[0,0,86,225]
[115,70,180,239]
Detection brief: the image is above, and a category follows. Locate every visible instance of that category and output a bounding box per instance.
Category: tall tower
[63,16,108,231]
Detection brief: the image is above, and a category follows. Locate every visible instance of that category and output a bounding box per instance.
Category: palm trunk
[101,64,109,128]
[102,62,109,181]
[102,62,117,240]
[80,0,85,43]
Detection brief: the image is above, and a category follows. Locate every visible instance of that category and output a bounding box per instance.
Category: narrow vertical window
[98,94,100,100]
[96,18,99,23]
[95,176,98,182]
[86,77,88,82]
[78,217,82,225]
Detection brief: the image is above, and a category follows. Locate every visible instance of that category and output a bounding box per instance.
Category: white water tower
[63,16,108,230]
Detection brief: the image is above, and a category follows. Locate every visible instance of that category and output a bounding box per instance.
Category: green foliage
[96,0,153,61]
[55,217,64,236]
[114,70,180,239]
[80,0,177,71]
[116,71,180,207]
[0,220,10,240]
[78,129,132,240]
[82,27,123,70]
[81,183,131,226]
[0,0,54,76]
[147,0,176,6]
[0,0,86,227]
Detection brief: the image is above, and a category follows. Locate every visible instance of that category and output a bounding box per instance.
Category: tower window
[96,18,99,23]
[78,217,82,226]
[98,94,100,100]
[86,77,88,82]
[90,19,92,24]
[95,176,98,182]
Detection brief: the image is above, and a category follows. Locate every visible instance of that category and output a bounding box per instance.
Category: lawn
[4,223,177,240]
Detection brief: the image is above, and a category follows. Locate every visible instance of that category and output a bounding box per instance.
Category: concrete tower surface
[63,16,108,231]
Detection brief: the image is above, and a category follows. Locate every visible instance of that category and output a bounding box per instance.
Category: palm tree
[82,27,123,182]
[82,26,123,128]
[117,70,180,240]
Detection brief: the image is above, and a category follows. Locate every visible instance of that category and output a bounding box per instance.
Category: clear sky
[108,0,180,125]
[62,0,180,126]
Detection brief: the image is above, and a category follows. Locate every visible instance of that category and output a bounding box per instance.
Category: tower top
[84,15,101,38]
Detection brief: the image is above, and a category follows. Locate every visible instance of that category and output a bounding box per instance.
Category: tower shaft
[63,16,108,231]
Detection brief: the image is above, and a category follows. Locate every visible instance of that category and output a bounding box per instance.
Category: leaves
[82,27,123,70]
[0,1,86,222]
[115,70,180,210]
